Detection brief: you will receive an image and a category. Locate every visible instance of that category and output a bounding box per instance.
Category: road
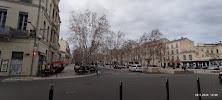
[0,67,222,100]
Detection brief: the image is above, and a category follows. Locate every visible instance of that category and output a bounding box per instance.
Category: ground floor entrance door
[9,52,24,75]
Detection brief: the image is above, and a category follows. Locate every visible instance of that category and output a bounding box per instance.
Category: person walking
[95,63,99,75]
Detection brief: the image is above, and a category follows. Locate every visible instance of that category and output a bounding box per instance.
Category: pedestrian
[95,63,98,75]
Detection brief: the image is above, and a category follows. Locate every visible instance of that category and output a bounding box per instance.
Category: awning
[50,61,67,64]
[169,61,180,63]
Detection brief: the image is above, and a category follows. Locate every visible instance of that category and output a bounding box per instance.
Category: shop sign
[0,59,9,72]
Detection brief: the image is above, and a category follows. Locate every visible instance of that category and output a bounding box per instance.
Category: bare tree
[138,29,163,66]
[68,10,110,66]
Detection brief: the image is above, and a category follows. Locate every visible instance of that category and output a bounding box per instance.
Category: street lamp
[28,22,37,76]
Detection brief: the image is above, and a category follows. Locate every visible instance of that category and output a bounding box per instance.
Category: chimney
[181,37,183,39]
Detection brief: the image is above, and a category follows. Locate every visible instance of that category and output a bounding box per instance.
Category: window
[176,43,178,48]
[20,0,32,3]
[171,56,174,60]
[168,56,170,60]
[207,50,209,53]
[189,54,192,60]
[171,44,173,48]
[52,9,55,20]
[46,0,48,11]
[49,4,52,17]
[50,30,53,42]
[0,9,7,28]
[163,57,165,61]
[183,55,186,60]
[18,12,28,31]
[211,50,213,54]
[55,12,58,22]
[167,51,169,55]
[171,50,174,54]
[216,49,219,54]
[42,21,46,40]
[177,56,179,60]
[176,49,179,54]
[47,27,49,42]
[167,45,169,49]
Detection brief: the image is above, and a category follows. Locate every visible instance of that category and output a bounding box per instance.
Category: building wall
[59,38,71,64]
[0,39,34,76]
[0,0,61,76]
[163,38,195,68]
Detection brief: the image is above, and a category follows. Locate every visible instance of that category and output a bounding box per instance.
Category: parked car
[219,72,222,84]
[129,64,142,72]
[208,66,220,70]
[194,66,201,69]
[114,65,125,69]
[201,66,208,69]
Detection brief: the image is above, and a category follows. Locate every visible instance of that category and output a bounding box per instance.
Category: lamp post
[28,22,37,76]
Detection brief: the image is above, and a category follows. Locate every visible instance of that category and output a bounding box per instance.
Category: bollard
[120,81,123,100]
[49,84,54,100]
[197,77,202,100]
[166,78,169,100]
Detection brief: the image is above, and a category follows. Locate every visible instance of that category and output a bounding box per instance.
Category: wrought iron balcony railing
[0,26,29,38]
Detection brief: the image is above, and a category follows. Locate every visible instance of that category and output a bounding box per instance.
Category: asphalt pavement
[0,66,221,100]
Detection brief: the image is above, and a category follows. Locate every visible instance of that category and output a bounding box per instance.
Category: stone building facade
[59,38,71,64]
[162,37,195,68]
[0,0,61,76]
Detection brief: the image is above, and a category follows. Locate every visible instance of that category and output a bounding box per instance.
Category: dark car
[201,66,208,69]
[194,66,201,69]
[219,72,222,84]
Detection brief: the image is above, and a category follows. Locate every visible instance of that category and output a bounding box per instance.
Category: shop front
[168,61,180,68]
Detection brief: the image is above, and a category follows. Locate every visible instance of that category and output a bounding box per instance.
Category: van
[129,64,142,72]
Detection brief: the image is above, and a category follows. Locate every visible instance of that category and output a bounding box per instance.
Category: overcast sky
[59,0,222,48]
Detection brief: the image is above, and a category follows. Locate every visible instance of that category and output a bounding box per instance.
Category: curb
[101,66,128,71]
[1,72,100,82]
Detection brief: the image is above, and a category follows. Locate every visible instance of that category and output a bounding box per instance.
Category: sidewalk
[160,68,221,74]
[1,64,97,82]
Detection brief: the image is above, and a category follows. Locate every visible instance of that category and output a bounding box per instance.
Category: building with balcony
[59,38,71,64]
[0,0,61,76]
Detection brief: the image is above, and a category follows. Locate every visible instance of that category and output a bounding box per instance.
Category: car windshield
[132,66,136,67]
[137,66,142,67]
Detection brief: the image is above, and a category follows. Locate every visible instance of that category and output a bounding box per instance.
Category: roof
[165,37,193,44]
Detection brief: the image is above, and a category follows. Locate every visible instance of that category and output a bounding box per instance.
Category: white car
[208,66,220,70]
[129,64,142,72]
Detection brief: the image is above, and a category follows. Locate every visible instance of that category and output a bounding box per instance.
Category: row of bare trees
[68,10,166,66]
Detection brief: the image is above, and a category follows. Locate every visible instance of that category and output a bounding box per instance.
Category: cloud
[59,0,222,48]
